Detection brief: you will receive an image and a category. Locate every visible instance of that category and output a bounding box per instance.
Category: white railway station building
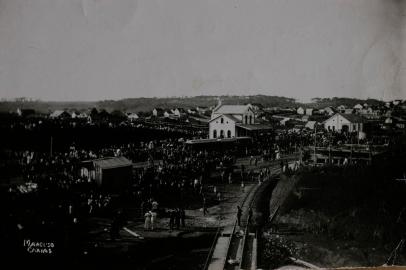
[208,103,271,139]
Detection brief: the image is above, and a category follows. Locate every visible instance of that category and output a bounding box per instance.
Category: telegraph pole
[50,136,53,157]
[313,126,317,163]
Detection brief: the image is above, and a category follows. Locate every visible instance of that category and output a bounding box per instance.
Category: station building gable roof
[212,105,252,115]
[324,113,364,124]
[209,114,240,123]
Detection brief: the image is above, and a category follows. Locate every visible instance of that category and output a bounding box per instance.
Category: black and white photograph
[1,1,406,269]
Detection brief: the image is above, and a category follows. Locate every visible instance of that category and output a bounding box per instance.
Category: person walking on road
[203,197,208,216]
[248,208,253,224]
[237,206,242,227]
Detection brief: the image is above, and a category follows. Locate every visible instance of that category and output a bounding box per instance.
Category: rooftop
[185,137,252,145]
[324,113,364,123]
[209,114,241,123]
[236,123,272,131]
[93,156,132,169]
[339,113,364,123]
[50,110,68,117]
[213,105,250,115]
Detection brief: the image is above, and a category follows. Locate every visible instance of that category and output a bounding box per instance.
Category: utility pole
[350,144,353,164]
[50,136,53,157]
[313,126,317,164]
[329,144,332,164]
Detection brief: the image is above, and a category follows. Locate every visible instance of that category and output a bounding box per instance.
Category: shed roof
[236,123,272,131]
[213,105,250,115]
[93,157,132,169]
[50,110,69,118]
[185,137,251,145]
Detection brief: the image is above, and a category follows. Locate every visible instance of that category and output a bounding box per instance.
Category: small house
[297,107,305,115]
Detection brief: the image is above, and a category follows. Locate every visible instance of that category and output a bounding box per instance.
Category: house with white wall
[323,113,364,133]
[208,103,271,139]
[337,105,346,113]
[209,114,239,139]
[152,108,164,117]
[127,112,139,121]
[323,107,335,116]
[353,104,363,111]
[305,108,314,116]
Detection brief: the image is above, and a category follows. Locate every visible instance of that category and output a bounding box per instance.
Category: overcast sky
[0,0,405,101]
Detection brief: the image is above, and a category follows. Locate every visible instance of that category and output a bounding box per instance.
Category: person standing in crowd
[169,209,175,230]
[151,211,157,230]
[180,208,186,228]
[110,210,125,240]
[68,203,73,216]
[194,178,199,191]
[175,208,181,229]
[237,206,242,227]
[216,191,221,202]
[241,181,245,193]
[151,199,159,224]
[220,171,225,182]
[109,219,119,240]
[240,164,245,182]
[144,211,152,230]
[151,198,159,212]
[140,200,145,218]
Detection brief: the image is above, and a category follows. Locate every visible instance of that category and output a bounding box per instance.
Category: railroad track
[205,166,282,270]
[205,156,297,270]
[232,167,281,270]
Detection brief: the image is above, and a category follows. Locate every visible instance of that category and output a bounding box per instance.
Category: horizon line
[0,94,390,103]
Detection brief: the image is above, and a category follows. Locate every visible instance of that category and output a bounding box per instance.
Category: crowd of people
[1,132,259,250]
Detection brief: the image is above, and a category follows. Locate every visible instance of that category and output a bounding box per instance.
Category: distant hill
[0,95,298,113]
[0,95,388,114]
[308,97,384,109]
[0,100,96,114]
[96,95,298,112]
